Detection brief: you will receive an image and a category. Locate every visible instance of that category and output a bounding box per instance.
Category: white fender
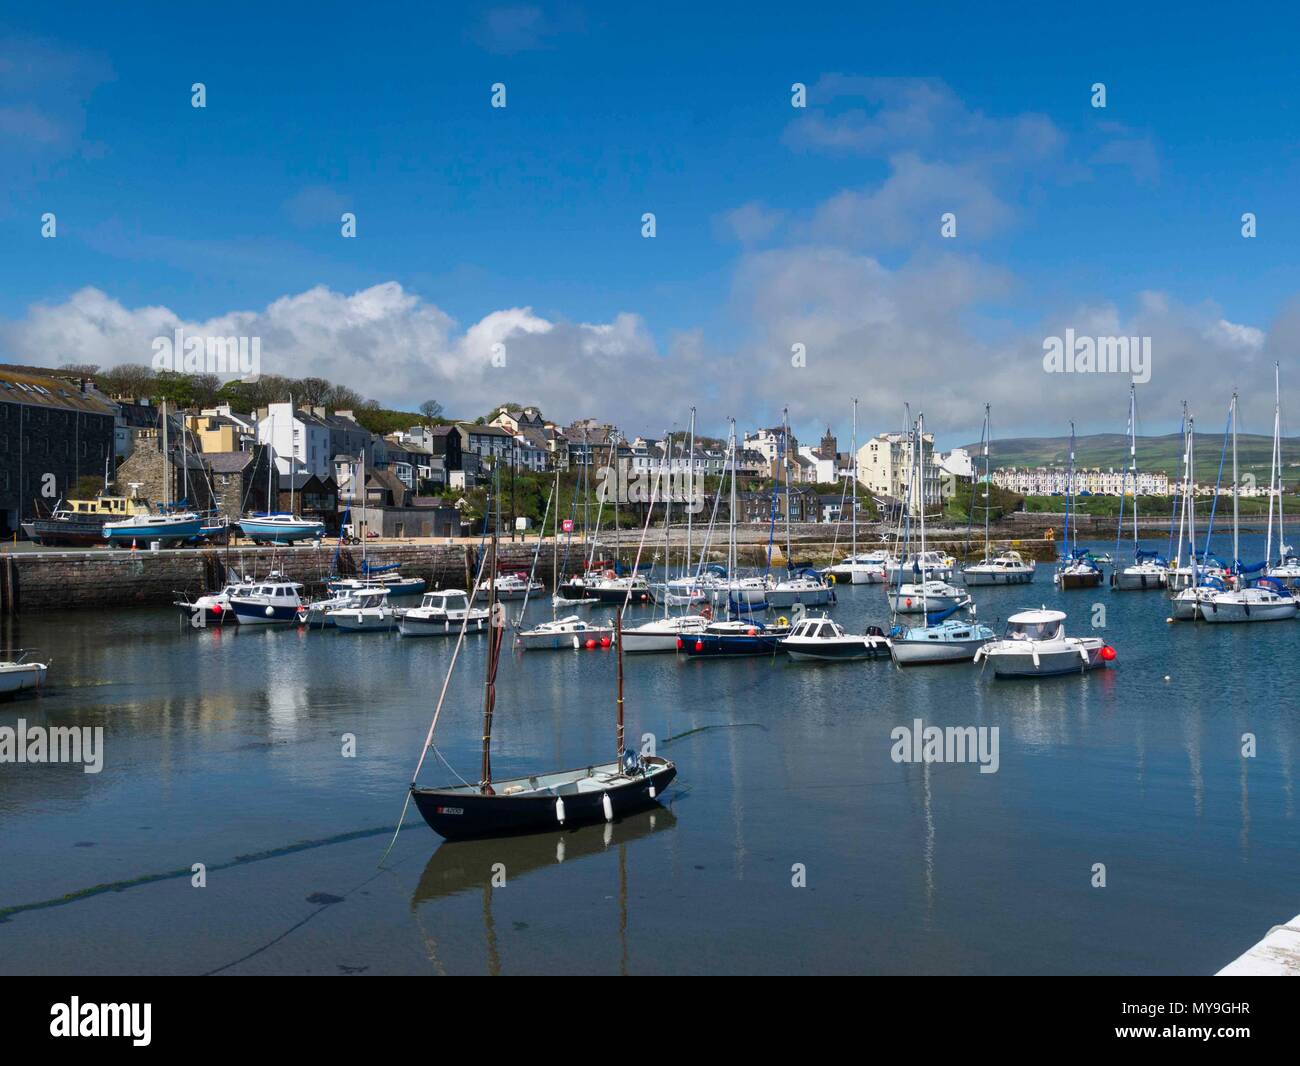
[554,797,566,825]
[264,605,275,617]
[601,792,613,822]
[1031,649,1040,669]
[648,783,656,799]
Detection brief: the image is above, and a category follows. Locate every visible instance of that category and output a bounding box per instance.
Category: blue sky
[3,3,1299,446]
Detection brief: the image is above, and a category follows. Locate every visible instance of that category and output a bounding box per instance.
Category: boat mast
[1231,390,1240,569]
[1187,415,1197,584]
[551,461,560,620]
[1129,383,1138,555]
[1267,363,1280,565]
[783,407,792,566]
[661,427,672,619]
[728,419,738,577]
[1067,422,1076,557]
[615,609,625,761]
[983,403,991,560]
[161,399,170,509]
[850,398,858,559]
[686,408,695,580]
[480,503,502,794]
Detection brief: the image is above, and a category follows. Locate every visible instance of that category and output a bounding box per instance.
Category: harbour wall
[0,524,1066,614]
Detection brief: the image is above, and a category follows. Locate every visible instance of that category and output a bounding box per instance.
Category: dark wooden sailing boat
[411,528,675,841]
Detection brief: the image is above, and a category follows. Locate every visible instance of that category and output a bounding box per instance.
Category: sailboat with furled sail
[405,516,676,841]
[1111,384,1168,590]
[1054,422,1104,588]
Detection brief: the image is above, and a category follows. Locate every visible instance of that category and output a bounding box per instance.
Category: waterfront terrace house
[457,422,514,467]
[277,472,338,530]
[0,365,118,535]
[256,403,375,479]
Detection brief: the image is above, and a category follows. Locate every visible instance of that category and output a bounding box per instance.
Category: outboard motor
[621,749,643,775]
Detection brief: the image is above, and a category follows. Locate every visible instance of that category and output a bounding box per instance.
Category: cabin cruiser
[237,513,326,544]
[779,616,888,662]
[103,510,203,548]
[328,587,396,632]
[766,568,836,608]
[974,609,1113,677]
[476,572,544,602]
[516,615,616,650]
[824,550,890,585]
[961,550,1035,586]
[587,573,653,605]
[1200,578,1298,623]
[397,589,491,636]
[0,653,48,696]
[1055,549,1104,589]
[1112,549,1168,590]
[889,610,995,666]
[175,574,255,625]
[328,570,426,599]
[886,551,955,582]
[887,579,969,614]
[620,613,711,653]
[229,575,305,624]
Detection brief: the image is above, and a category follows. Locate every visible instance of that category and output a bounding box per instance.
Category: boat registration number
[436,806,464,815]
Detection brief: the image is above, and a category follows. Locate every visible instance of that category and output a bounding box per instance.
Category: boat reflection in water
[411,808,677,975]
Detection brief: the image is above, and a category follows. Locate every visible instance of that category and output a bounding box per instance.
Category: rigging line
[379,502,493,867]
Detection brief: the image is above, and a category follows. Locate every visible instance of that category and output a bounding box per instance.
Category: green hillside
[966,432,1300,484]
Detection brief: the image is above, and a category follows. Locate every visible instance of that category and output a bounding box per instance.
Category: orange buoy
[1100,645,1117,661]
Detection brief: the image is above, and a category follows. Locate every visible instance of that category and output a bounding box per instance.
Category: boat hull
[412,759,676,841]
[1200,598,1298,623]
[104,518,204,546]
[681,631,787,657]
[766,587,835,608]
[238,520,325,544]
[1113,569,1168,590]
[0,663,47,696]
[889,637,988,665]
[1058,571,1103,589]
[961,568,1033,586]
[330,612,395,632]
[27,518,111,547]
[984,642,1106,677]
[230,601,301,625]
[517,627,614,650]
[621,629,703,653]
[781,637,888,661]
[398,615,490,637]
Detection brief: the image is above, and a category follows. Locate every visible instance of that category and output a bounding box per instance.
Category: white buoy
[648,784,656,799]
[1164,675,1172,682]
[554,797,566,825]
[265,605,274,617]
[601,792,613,822]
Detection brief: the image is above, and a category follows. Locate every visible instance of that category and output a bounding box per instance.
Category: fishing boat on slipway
[401,525,675,841]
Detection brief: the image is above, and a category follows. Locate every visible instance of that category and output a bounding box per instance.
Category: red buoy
[599,636,611,648]
[675,638,683,649]
[1100,645,1117,661]
[585,638,596,649]
[212,603,222,614]
[694,640,704,652]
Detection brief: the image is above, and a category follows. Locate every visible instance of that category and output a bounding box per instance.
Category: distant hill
[964,432,1300,483]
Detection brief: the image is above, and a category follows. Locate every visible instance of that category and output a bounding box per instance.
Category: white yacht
[887,550,955,583]
[1200,579,1298,624]
[620,613,710,653]
[962,550,1036,586]
[1113,551,1169,590]
[516,615,615,651]
[475,573,544,602]
[888,579,969,615]
[766,569,836,608]
[397,589,491,636]
[328,587,396,632]
[825,550,890,585]
[974,609,1112,677]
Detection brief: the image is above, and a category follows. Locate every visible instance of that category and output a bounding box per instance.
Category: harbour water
[1,534,1297,975]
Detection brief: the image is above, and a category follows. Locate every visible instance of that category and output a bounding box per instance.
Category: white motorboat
[886,551,955,583]
[516,615,616,650]
[779,615,889,662]
[397,589,491,636]
[476,572,544,602]
[888,579,969,614]
[328,587,396,632]
[766,568,836,608]
[961,550,1035,586]
[974,609,1113,677]
[0,654,48,696]
[1200,579,1298,623]
[620,613,710,653]
[229,574,305,624]
[299,585,385,628]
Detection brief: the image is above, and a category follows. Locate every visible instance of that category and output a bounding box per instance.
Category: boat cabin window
[1007,620,1061,640]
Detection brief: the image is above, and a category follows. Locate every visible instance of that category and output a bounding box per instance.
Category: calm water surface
[1,534,1297,975]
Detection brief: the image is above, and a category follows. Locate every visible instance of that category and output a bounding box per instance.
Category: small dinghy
[0,653,48,697]
[403,526,675,842]
[779,615,888,662]
[973,608,1115,678]
[397,589,490,636]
